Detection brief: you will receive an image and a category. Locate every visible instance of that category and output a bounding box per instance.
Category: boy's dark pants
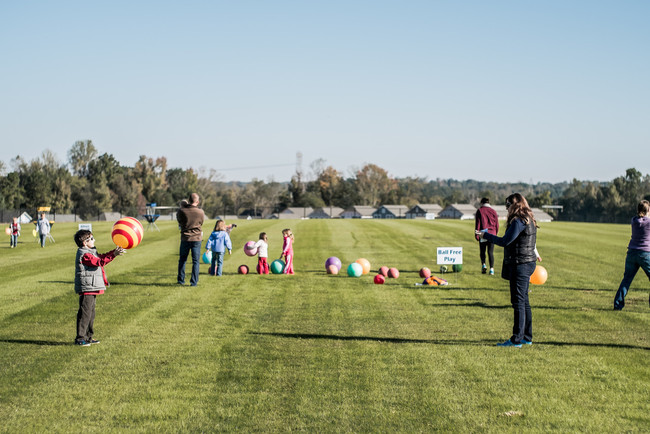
[76,294,96,343]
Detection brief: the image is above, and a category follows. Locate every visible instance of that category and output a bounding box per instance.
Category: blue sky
[1,1,648,183]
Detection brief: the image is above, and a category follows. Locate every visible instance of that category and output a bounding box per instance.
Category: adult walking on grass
[475,197,499,275]
[477,193,541,348]
[613,200,650,310]
[37,213,50,248]
[177,193,205,286]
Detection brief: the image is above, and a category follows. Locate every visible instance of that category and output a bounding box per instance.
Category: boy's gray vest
[74,247,106,294]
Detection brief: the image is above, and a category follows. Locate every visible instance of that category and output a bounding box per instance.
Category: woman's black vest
[503,219,537,264]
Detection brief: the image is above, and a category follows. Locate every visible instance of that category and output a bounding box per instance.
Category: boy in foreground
[73,230,124,346]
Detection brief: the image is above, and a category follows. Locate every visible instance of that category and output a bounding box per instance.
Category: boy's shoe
[481,265,487,274]
[75,340,91,347]
[496,339,522,348]
[88,339,100,344]
[489,269,495,275]
[521,339,533,345]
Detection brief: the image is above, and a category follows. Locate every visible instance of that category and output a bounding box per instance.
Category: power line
[215,163,294,172]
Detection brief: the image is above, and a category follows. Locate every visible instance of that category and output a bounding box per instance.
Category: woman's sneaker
[496,339,522,348]
[88,339,100,344]
[521,339,533,345]
[75,340,91,347]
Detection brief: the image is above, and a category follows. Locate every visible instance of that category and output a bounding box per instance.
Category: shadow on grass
[250,331,650,351]
[39,280,180,287]
[0,338,71,346]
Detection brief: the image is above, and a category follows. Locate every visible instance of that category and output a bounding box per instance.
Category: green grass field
[1,218,648,432]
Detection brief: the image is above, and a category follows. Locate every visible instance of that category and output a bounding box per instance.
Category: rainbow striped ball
[111,217,144,249]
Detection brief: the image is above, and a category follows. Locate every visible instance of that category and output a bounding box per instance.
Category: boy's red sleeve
[81,251,117,267]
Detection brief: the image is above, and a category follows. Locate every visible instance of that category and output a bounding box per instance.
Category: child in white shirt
[254,232,269,274]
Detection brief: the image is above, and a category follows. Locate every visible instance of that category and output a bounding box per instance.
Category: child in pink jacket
[280,228,294,275]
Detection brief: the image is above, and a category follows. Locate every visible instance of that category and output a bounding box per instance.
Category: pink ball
[378,266,389,277]
[388,267,399,278]
[374,274,385,284]
[238,265,249,274]
[327,264,339,275]
[244,241,258,256]
[419,267,431,278]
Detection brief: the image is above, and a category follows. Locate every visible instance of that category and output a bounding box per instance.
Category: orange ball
[111,217,144,249]
[530,265,548,285]
[355,258,371,275]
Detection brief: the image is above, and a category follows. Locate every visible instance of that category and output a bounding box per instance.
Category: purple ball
[325,256,342,272]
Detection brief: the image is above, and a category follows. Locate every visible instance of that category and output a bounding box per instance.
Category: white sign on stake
[437,247,463,265]
[78,223,93,231]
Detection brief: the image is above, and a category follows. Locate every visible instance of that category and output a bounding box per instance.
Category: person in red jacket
[475,197,499,275]
[73,229,124,346]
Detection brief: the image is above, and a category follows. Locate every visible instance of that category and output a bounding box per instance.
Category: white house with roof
[532,208,553,222]
[372,205,410,219]
[438,204,477,220]
[278,207,313,219]
[406,204,443,219]
[308,207,344,219]
[340,206,376,219]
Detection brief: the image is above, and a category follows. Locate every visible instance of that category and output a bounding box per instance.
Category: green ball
[347,263,363,277]
[452,264,463,273]
[271,259,285,274]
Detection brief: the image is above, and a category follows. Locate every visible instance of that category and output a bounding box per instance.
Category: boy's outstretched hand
[114,246,126,256]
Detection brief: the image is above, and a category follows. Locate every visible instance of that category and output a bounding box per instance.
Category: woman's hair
[259,232,267,241]
[638,200,650,217]
[505,193,537,226]
[282,228,294,240]
[213,220,226,232]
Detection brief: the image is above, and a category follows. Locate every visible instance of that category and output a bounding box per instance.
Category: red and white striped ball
[111,217,144,249]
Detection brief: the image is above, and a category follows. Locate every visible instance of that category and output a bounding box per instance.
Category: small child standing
[9,217,20,248]
[280,228,295,275]
[254,232,269,274]
[205,220,232,276]
[73,229,124,346]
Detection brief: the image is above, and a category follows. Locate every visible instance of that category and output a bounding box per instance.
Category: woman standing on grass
[477,193,540,348]
[613,200,650,310]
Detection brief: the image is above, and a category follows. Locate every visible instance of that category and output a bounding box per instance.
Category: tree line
[0,140,648,223]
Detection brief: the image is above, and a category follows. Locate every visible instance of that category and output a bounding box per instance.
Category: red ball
[238,265,249,275]
[388,267,399,278]
[374,274,385,284]
[419,267,431,278]
[378,266,389,277]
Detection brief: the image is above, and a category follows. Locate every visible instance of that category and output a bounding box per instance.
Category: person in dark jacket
[478,193,541,348]
[475,197,499,275]
[177,193,205,286]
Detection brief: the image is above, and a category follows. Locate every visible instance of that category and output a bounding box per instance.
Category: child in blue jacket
[205,220,232,276]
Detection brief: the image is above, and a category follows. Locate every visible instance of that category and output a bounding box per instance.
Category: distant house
[309,207,344,219]
[340,206,376,219]
[239,207,275,219]
[489,205,553,222]
[491,205,509,220]
[532,208,554,222]
[279,207,313,220]
[406,204,443,219]
[438,204,477,220]
[372,205,410,219]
